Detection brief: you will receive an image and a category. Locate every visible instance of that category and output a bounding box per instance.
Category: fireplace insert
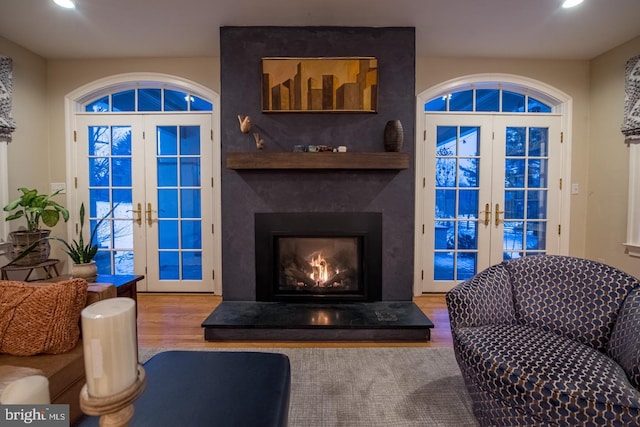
[255,212,382,302]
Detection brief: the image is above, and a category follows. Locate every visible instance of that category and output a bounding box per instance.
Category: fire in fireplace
[255,212,382,302]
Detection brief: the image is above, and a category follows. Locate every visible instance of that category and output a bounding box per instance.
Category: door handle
[146,203,154,226]
[480,203,491,226]
[495,203,504,227]
[130,202,142,226]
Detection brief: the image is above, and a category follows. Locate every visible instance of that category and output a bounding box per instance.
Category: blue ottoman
[75,351,291,427]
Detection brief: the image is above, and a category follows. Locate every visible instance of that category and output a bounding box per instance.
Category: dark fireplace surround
[220,27,416,302]
[255,212,382,303]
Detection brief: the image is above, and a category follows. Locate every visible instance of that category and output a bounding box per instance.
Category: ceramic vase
[384,120,404,152]
[71,261,98,282]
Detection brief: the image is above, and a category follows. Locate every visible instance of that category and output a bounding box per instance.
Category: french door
[75,114,215,292]
[421,114,562,292]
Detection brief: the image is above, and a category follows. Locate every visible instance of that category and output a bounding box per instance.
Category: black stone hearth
[202,301,434,342]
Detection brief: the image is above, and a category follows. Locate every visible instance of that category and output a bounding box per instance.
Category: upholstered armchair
[447,255,640,426]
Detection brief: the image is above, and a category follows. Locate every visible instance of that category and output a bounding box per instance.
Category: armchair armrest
[607,287,640,389]
[446,263,516,330]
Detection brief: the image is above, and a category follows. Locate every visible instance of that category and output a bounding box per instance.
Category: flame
[310,253,328,285]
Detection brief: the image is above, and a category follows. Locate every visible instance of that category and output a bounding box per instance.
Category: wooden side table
[0,259,60,281]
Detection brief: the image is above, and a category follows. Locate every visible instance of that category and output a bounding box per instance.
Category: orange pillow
[0,279,88,356]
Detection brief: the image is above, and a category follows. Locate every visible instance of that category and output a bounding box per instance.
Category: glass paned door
[76,114,214,292]
[144,115,214,292]
[423,114,561,292]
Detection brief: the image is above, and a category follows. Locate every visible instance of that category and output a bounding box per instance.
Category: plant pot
[71,261,98,282]
[8,230,51,266]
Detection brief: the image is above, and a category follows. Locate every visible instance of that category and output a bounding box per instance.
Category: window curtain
[622,54,640,142]
[0,56,16,142]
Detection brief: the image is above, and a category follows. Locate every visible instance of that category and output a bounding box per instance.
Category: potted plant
[3,188,69,266]
[6,202,111,281]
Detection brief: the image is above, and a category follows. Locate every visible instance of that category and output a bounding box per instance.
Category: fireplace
[255,212,382,302]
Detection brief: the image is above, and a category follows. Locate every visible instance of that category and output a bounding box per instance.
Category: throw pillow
[0,279,88,356]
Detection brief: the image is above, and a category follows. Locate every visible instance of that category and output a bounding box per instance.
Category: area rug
[138,347,478,427]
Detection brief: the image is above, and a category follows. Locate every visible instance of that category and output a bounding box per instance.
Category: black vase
[384,120,404,152]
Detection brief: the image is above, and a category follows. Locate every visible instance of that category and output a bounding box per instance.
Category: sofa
[0,279,116,424]
[447,255,640,426]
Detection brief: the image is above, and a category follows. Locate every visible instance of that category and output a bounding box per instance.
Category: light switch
[571,183,579,195]
[50,182,66,194]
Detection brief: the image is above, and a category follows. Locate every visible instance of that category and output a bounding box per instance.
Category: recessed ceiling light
[53,0,76,9]
[562,0,584,8]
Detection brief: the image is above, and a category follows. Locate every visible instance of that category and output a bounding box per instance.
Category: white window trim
[0,141,11,255]
[414,73,573,295]
[624,141,640,257]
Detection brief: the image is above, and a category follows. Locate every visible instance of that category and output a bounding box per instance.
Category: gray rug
[139,347,478,427]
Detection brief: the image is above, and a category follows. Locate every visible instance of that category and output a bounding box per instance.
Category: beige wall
[588,35,640,278]
[416,58,591,257]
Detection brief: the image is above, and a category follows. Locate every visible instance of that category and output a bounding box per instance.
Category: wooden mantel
[225,152,410,170]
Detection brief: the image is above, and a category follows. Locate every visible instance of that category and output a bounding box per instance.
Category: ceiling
[1,0,639,60]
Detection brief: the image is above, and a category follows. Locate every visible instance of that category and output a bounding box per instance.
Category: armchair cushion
[0,279,88,356]
[607,287,640,389]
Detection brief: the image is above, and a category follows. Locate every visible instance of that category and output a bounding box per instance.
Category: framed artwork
[262,57,378,113]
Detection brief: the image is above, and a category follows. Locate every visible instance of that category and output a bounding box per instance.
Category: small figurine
[253,133,265,151]
[238,115,251,133]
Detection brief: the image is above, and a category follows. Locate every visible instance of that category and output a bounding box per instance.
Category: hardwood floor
[136,293,452,349]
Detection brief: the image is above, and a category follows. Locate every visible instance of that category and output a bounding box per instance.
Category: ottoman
[75,351,291,427]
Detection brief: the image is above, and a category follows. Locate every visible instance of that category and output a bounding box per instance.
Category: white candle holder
[80,364,146,427]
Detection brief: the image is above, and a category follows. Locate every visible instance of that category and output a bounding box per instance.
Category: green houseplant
[3,188,70,266]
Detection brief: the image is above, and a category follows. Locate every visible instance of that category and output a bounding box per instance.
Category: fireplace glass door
[277,237,361,294]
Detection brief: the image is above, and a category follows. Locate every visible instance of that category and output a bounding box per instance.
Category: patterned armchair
[446,255,640,426]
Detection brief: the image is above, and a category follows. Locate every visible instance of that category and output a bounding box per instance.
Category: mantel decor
[262,57,378,113]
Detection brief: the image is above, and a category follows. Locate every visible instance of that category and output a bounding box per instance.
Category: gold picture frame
[262,57,378,113]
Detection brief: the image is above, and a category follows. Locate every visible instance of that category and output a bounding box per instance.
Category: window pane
[458,159,478,187]
[180,158,200,187]
[435,190,456,218]
[139,88,162,111]
[437,126,457,156]
[502,91,525,112]
[89,189,110,217]
[506,127,526,156]
[475,89,499,112]
[180,189,201,218]
[424,97,447,112]
[436,159,456,187]
[457,221,477,250]
[527,190,547,219]
[504,221,523,251]
[182,252,202,280]
[158,189,178,218]
[95,251,112,275]
[504,190,525,219]
[158,220,179,249]
[86,96,109,112]
[89,158,110,186]
[112,189,132,211]
[181,221,201,249]
[164,89,189,111]
[112,90,135,112]
[159,252,180,279]
[449,90,473,111]
[527,96,552,113]
[527,222,546,250]
[157,126,178,155]
[434,252,454,280]
[458,190,478,218]
[529,127,548,156]
[113,220,133,248]
[505,159,525,188]
[528,159,547,188]
[157,158,178,187]
[114,251,134,275]
[456,252,476,280]
[111,126,131,155]
[180,126,200,155]
[190,96,213,111]
[434,221,453,249]
[89,126,110,156]
[459,127,479,156]
[112,158,132,186]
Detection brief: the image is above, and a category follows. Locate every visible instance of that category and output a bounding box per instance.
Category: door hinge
[423,130,426,140]
[211,130,214,140]
[421,270,424,280]
[73,130,77,142]
[558,224,561,235]
[422,224,425,234]
[559,178,562,190]
[211,224,214,234]
[75,223,78,234]
[74,177,78,189]
[492,131,495,140]
[422,177,426,188]
[143,131,145,140]
[560,132,564,143]
[211,177,214,188]
[212,270,215,280]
